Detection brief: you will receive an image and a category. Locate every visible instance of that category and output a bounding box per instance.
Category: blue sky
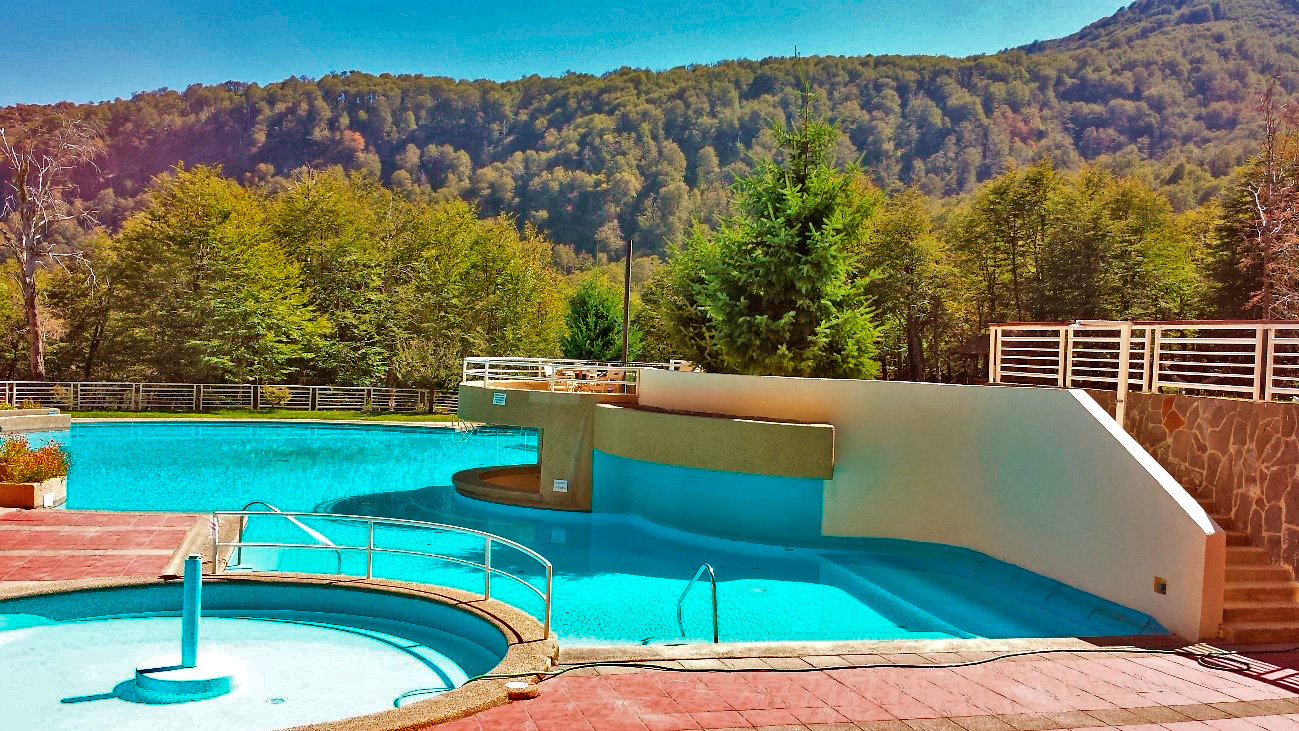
[2,0,1128,106]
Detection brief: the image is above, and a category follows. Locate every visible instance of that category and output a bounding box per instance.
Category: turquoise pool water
[41,422,1164,644]
[0,583,505,730]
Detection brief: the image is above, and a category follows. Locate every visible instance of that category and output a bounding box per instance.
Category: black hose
[393,643,1297,706]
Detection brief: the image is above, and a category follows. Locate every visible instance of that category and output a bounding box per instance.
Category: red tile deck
[0,509,202,582]
[445,649,1299,730]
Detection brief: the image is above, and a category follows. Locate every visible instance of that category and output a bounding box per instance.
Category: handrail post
[989,326,1000,384]
[544,564,553,639]
[1150,326,1163,394]
[484,536,492,600]
[1116,322,1132,427]
[1255,325,1268,401]
[366,519,375,579]
[1058,326,1070,388]
[1264,325,1277,402]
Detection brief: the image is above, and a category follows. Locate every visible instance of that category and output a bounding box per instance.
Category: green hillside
[10,0,1299,257]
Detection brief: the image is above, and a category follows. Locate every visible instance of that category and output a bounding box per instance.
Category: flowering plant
[0,437,70,483]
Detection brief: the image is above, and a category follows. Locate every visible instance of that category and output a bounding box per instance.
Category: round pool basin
[0,581,513,730]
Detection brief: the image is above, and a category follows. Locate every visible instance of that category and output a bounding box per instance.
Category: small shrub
[17,399,41,410]
[260,385,292,408]
[0,437,70,483]
[0,401,13,411]
[50,385,74,408]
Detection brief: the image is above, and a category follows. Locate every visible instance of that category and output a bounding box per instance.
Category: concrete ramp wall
[638,370,1225,640]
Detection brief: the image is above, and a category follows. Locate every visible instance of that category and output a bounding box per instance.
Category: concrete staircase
[1198,496,1299,644]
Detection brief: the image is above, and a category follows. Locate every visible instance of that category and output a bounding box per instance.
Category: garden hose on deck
[393,644,1295,707]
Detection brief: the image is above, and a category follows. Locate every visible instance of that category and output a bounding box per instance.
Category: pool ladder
[676,563,719,643]
[231,501,343,573]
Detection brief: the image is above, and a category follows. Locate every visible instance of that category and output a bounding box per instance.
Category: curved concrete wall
[459,382,635,510]
[593,404,834,479]
[637,370,1225,640]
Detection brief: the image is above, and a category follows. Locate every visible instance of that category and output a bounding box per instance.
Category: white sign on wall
[492,391,507,406]
[552,479,569,493]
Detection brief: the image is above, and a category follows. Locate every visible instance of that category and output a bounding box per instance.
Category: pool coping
[71,418,455,428]
[0,572,558,730]
[557,633,1185,665]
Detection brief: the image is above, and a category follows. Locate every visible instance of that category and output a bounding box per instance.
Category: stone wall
[1090,390,1299,575]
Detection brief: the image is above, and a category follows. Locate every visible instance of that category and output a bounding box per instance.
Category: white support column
[1116,322,1133,427]
[1058,327,1069,388]
[1254,325,1268,401]
[988,327,1000,384]
[1150,327,1163,394]
[1264,325,1277,402]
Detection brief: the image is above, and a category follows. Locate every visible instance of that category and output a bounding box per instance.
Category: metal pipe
[676,563,718,643]
[181,554,201,668]
[484,536,492,599]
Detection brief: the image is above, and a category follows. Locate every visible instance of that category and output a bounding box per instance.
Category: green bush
[260,385,293,408]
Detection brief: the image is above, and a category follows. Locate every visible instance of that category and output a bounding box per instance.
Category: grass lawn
[70,409,456,422]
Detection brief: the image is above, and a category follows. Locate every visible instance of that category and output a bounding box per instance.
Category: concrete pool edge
[558,633,1185,664]
[0,573,557,730]
[71,417,455,429]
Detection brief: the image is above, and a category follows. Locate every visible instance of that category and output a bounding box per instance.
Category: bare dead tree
[1245,80,1299,318]
[0,113,102,379]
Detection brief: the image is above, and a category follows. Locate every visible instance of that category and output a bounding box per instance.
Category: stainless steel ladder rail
[233,501,343,573]
[676,563,719,643]
[212,509,554,638]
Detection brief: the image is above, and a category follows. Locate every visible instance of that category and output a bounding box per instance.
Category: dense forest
[1,0,1298,390]
[14,0,1299,260]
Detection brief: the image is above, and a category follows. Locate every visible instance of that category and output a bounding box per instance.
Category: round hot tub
[0,577,551,730]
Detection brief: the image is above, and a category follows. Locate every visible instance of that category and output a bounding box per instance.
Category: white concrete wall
[639,370,1225,640]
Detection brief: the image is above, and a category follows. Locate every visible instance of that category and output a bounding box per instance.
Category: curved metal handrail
[213,510,554,638]
[676,563,718,643]
[235,501,343,573]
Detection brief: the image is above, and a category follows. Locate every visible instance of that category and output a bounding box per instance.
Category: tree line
[2,84,1297,388]
[9,0,1299,264]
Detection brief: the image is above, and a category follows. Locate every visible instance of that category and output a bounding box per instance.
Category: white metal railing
[989,320,1299,403]
[462,357,691,395]
[213,510,553,637]
[0,381,430,413]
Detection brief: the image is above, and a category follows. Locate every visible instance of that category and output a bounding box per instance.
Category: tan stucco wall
[458,382,635,511]
[638,370,1224,640]
[0,409,71,434]
[593,404,835,479]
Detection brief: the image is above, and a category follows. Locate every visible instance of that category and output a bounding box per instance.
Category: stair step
[1225,530,1253,546]
[1223,602,1299,622]
[1219,621,1299,644]
[1224,582,1299,602]
[1227,565,1293,582]
[1226,546,1272,565]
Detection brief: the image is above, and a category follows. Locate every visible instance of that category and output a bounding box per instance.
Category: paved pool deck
[0,509,207,581]
[5,509,1299,731]
[445,645,1299,730]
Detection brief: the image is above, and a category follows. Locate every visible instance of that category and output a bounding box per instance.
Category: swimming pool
[46,421,1165,644]
[0,581,510,730]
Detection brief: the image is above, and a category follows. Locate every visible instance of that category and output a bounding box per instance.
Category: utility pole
[621,237,633,364]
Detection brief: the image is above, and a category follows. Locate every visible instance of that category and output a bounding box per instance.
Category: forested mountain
[11,0,1298,260]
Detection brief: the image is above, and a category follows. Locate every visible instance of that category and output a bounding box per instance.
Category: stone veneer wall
[1089,390,1299,575]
